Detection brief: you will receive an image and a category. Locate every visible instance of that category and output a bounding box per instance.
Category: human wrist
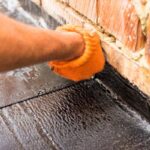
[55,31,85,61]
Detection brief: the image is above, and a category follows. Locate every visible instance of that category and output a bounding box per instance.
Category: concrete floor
[0,0,150,149]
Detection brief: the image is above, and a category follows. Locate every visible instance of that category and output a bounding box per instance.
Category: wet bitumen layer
[0,0,150,149]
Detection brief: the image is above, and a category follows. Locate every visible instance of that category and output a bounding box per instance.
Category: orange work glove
[48,25,105,81]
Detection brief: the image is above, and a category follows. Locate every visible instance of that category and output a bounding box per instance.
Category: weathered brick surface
[34,0,146,52]
[146,15,150,64]
[97,0,145,51]
[67,0,145,51]
[68,0,97,23]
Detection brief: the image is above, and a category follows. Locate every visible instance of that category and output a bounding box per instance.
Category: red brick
[97,0,145,51]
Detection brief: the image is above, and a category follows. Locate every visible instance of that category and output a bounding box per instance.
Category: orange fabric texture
[48,25,105,81]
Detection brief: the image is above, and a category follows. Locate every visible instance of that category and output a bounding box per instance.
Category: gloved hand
[48,25,105,81]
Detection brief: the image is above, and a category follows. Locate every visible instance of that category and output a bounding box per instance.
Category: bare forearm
[0,14,84,72]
